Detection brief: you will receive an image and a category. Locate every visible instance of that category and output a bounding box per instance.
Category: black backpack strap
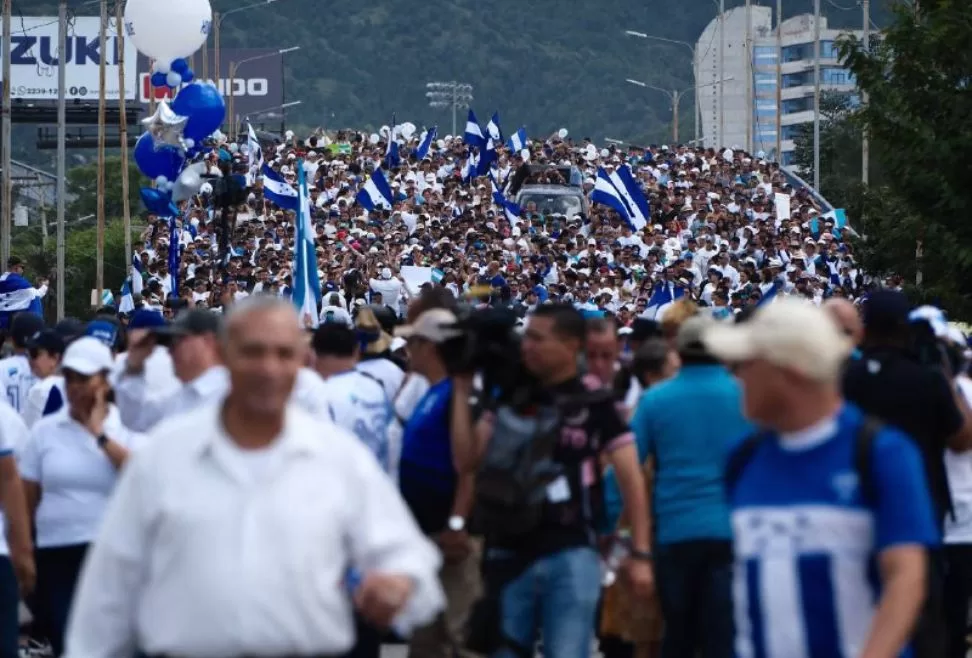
[725,433,765,494]
[855,416,882,506]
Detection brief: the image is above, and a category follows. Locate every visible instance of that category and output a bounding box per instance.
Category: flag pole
[117,1,132,279]
[96,0,108,305]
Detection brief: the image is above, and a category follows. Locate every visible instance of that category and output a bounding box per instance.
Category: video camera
[439,305,538,406]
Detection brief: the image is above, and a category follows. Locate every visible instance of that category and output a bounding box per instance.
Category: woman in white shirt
[22,329,66,429]
[19,337,143,656]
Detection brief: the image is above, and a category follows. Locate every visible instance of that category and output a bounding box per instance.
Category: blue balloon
[170,83,226,143]
[182,69,194,83]
[139,187,179,217]
[133,132,185,181]
[150,72,167,88]
[171,58,190,75]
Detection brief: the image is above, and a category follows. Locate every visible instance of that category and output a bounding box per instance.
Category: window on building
[781,124,805,140]
[782,97,812,114]
[753,45,778,64]
[781,151,795,166]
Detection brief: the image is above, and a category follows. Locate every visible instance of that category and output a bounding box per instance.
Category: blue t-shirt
[730,403,938,658]
[398,378,455,533]
[609,364,751,543]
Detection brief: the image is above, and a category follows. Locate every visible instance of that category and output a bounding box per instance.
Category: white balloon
[152,60,170,75]
[400,122,416,140]
[228,143,239,153]
[199,182,213,195]
[124,0,213,62]
[155,175,169,187]
[558,128,569,139]
[166,71,182,88]
[369,134,380,145]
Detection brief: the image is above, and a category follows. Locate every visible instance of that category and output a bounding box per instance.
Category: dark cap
[10,313,46,348]
[154,308,222,343]
[128,309,166,330]
[27,329,66,355]
[862,289,911,332]
[629,318,661,342]
[53,318,85,343]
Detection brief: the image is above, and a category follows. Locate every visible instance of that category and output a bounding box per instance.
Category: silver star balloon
[141,100,189,149]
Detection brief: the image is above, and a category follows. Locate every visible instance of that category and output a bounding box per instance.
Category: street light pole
[213,0,283,99]
[626,77,733,145]
[861,0,870,185]
[813,0,821,190]
[1,0,12,268]
[426,82,473,136]
[228,46,299,138]
[719,0,726,147]
[56,0,67,319]
[624,30,700,142]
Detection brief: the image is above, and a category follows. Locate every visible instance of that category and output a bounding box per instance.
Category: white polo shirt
[0,399,28,557]
[0,353,35,413]
[18,405,145,548]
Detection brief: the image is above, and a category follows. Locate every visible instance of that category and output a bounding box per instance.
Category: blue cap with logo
[84,319,120,350]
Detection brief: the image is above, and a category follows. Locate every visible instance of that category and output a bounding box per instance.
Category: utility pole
[813,0,822,190]
[117,1,131,274]
[776,0,783,161]
[96,0,107,304]
[718,0,726,147]
[56,0,66,320]
[745,0,753,153]
[861,0,870,185]
[1,0,12,268]
[426,82,473,137]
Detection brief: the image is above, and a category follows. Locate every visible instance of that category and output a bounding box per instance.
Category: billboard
[0,17,138,100]
[136,48,284,121]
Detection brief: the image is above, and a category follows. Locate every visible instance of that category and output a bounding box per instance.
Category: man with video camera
[843,290,972,658]
[456,303,653,658]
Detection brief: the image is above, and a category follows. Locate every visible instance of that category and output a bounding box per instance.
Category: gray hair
[220,296,299,345]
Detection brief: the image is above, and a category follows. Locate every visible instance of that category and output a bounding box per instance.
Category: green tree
[66,157,147,221]
[838,0,972,317]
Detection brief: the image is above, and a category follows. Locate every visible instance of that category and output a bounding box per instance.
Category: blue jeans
[654,540,734,658]
[494,546,601,658]
[0,556,19,658]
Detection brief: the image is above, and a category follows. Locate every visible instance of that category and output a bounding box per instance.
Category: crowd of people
[0,123,964,658]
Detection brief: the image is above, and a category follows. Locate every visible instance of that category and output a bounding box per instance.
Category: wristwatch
[630,549,653,562]
[96,433,109,448]
[447,515,466,532]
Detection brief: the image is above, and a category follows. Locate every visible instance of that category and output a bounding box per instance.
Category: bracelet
[630,549,653,562]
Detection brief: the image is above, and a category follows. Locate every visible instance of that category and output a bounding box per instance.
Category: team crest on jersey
[6,367,16,377]
[831,471,859,502]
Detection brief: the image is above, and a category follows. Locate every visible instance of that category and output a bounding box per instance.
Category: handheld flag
[464,110,485,149]
[167,214,180,298]
[384,115,401,169]
[486,112,503,142]
[507,127,527,152]
[261,164,299,211]
[0,272,42,329]
[293,160,320,327]
[355,168,394,211]
[416,126,437,159]
[246,122,263,185]
[591,166,650,231]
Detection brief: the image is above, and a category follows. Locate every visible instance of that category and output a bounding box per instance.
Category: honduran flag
[261,164,299,211]
[507,127,528,152]
[416,126,437,159]
[0,272,43,329]
[464,110,485,149]
[355,168,394,211]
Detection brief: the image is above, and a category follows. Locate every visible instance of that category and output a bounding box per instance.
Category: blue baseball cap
[84,320,120,350]
[128,309,166,330]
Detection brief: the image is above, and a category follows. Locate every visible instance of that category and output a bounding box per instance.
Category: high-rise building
[694,8,863,166]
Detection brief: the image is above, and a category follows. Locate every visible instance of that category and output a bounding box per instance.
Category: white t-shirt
[0,353,35,413]
[945,375,972,544]
[23,374,64,429]
[0,400,28,556]
[18,405,145,548]
[356,357,405,403]
[321,369,392,474]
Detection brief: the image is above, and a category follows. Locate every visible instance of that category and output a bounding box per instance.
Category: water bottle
[601,531,632,587]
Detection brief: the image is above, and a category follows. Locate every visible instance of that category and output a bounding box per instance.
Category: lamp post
[212,0,284,96]
[624,31,701,143]
[425,82,473,137]
[626,77,733,144]
[228,46,299,137]
[242,100,302,131]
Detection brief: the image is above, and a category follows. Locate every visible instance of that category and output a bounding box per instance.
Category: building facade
[695,9,863,166]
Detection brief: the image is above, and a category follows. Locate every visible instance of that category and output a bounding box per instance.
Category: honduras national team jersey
[729,404,937,658]
[0,353,35,413]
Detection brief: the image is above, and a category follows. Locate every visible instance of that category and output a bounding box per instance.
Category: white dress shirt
[18,405,145,548]
[115,365,331,432]
[0,399,28,556]
[64,402,444,658]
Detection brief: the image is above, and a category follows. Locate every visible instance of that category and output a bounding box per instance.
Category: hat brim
[701,324,758,364]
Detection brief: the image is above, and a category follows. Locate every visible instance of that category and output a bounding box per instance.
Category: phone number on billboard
[14,86,102,96]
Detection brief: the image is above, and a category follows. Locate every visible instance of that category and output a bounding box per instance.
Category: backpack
[474,403,565,539]
[725,416,883,505]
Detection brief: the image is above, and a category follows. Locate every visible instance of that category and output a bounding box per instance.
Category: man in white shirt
[0,313,44,413]
[0,398,31,658]
[65,296,444,658]
[369,267,403,316]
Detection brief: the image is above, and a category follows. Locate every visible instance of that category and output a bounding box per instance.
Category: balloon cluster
[124,0,224,217]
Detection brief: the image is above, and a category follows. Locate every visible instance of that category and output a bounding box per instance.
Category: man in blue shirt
[704,298,937,658]
[630,313,751,658]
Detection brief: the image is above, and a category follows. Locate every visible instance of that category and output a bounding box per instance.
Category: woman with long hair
[19,337,144,656]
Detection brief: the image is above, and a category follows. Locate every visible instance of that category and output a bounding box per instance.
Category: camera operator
[842,290,972,658]
[394,308,480,658]
[465,304,653,657]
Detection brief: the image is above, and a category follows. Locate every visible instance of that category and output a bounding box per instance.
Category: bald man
[824,297,864,349]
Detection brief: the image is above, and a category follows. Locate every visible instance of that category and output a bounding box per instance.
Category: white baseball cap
[701,298,850,382]
[61,336,114,376]
[394,309,463,344]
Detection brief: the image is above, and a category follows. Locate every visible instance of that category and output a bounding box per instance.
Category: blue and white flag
[643,281,674,320]
[0,272,42,329]
[464,109,485,149]
[486,112,503,143]
[490,172,523,224]
[822,208,854,239]
[355,168,394,211]
[462,150,479,185]
[293,161,320,328]
[591,166,650,231]
[416,126,437,159]
[507,127,527,152]
[167,214,180,298]
[118,278,135,314]
[246,122,263,186]
[101,289,115,308]
[261,164,299,211]
[477,137,497,176]
[130,251,143,296]
[384,115,401,169]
